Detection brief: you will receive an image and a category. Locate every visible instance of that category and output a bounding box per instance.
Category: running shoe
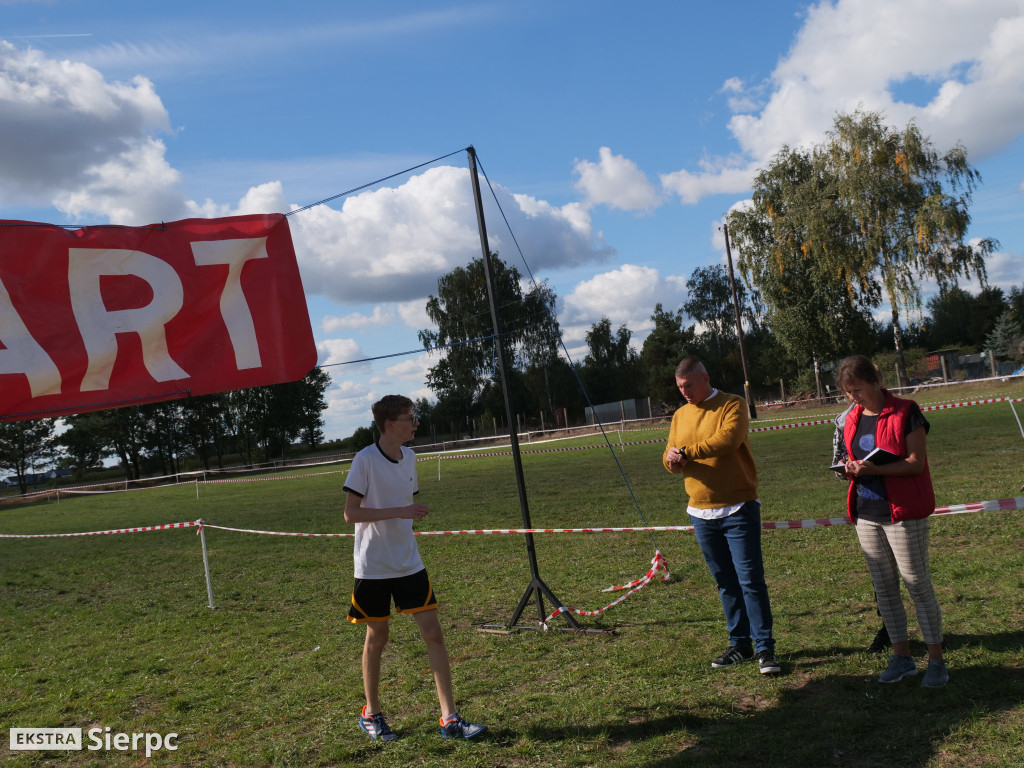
[879,654,917,683]
[921,659,949,688]
[359,705,398,742]
[711,645,754,668]
[439,712,488,739]
[758,650,781,674]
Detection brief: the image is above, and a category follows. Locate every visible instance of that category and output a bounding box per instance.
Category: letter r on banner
[68,248,189,392]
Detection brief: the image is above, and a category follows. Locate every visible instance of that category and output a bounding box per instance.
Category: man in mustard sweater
[663,357,780,674]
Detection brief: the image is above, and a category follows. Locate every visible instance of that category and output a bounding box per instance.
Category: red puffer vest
[843,391,935,522]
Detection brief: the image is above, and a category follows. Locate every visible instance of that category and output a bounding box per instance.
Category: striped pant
[855,516,943,646]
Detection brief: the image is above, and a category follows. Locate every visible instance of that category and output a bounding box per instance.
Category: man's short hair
[675,357,707,379]
[372,395,414,429]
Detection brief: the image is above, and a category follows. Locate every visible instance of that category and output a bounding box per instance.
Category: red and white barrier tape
[200,523,350,537]
[11,496,1017,540]
[0,520,199,539]
[542,550,670,627]
[4,498,1021,625]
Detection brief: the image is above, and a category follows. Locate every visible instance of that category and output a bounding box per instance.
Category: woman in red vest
[833,355,947,688]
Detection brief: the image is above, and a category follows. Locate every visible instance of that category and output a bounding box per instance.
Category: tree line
[0,369,330,494]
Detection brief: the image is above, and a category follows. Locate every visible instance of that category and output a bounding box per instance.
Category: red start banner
[0,214,317,422]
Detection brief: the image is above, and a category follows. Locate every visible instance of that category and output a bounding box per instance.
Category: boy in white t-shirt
[343,394,487,742]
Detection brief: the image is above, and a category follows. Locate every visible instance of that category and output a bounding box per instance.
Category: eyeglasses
[392,416,420,424]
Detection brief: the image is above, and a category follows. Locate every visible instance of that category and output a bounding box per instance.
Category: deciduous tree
[820,110,996,383]
[727,145,876,396]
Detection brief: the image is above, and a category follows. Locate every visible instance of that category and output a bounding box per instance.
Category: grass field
[2,381,1023,767]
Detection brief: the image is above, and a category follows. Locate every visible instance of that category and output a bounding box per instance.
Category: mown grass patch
[2,383,1023,766]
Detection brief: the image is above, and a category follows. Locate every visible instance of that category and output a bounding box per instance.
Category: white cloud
[960,246,1023,294]
[317,337,364,367]
[664,0,1024,204]
[186,181,288,219]
[720,77,761,113]
[289,165,614,304]
[322,377,376,437]
[397,300,433,331]
[573,147,661,212]
[561,264,689,348]
[58,8,506,81]
[661,161,760,206]
[0,41,185,222]
[322,306,397,332]
[383,353,431,383]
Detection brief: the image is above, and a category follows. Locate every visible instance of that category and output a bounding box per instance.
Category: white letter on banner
[0,275,63,398]
[68,249,189,391]
[191,238,266,370]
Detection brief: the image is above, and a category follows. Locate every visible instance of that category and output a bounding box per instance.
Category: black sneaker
[867,624,891,654]
[711,646,754,668]
[757,650,781,674]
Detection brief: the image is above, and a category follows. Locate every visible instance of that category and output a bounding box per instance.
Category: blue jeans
[690,500,775,653]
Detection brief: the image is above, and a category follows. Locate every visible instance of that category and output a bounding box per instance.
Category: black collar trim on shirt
[374,441,401,464]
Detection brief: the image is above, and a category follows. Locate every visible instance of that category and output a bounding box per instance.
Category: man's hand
[666,447,688,470]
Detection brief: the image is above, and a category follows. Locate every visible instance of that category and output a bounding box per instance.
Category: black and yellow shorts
[347,568,437,623]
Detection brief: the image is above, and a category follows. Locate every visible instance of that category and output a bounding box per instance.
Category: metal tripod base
[477,576,614,635]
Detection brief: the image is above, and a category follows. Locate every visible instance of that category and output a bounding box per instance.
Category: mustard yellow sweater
[662,391,758,508]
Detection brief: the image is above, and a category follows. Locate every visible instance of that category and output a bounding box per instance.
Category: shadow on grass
[522,630,1024,768]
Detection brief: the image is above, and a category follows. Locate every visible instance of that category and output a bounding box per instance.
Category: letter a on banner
[0,214,317,421]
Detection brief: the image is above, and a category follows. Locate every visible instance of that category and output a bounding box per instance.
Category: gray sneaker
[879,654,917,683]
[921,659,949,688]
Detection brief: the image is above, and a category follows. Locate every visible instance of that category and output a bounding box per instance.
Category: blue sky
[2,0,1023,440]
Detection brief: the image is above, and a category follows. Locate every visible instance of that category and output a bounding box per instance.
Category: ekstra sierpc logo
[10,727,179,757]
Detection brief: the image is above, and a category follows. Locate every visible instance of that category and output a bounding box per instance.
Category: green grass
[2,381,1023,767]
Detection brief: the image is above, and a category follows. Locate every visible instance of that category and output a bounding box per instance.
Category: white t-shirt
[343,442,424,580]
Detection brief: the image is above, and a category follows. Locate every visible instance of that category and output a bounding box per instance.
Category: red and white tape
[12,496,1015,540]
[542,550,670,627]
[4,497,1021,625]
[0,520,199,539]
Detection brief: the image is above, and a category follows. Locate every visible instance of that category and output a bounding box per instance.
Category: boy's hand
[402,503,429,520]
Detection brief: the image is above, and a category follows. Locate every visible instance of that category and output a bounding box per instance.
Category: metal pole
[722,224,757,419]
[466,147,579,631]
[197,519,215,609]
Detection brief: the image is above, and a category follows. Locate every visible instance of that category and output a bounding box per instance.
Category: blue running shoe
[439,712,487,739]
[879,654,917,683]
[921,659,949,688]
[359,705,398,742]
